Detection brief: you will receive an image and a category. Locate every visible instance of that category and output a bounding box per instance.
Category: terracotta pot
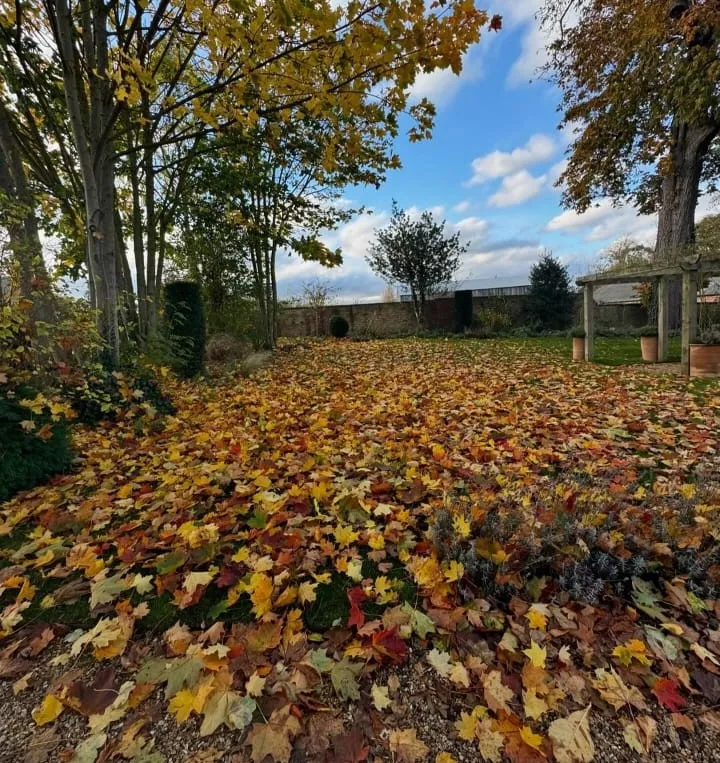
[690,344,720,378]
[640,335,658,363]
[572,336,585,361]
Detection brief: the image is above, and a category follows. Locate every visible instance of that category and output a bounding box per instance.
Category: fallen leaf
[548,706,595,763]
[389,728,429,763]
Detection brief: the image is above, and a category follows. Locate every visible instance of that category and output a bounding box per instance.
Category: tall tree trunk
[0,102,53,323]
[143,98,158,338]
[655,119,717,328]
[53,0,120,364]
[129,140,148,338]
[655,119,717,262]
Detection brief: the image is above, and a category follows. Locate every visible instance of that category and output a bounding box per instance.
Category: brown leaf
[66,666,117,716]
[23,728,59,763]
[671,713,695,733]
[388,728,429,763]
[246,705,301,763]
[327,726,369,763]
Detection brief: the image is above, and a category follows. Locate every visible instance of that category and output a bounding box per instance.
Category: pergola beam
[576,260,720,287]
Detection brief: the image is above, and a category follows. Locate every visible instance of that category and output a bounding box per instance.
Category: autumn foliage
[1,339,719,762]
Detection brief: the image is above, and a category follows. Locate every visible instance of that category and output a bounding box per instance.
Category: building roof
[447,276,530,292]
[595,277,720,305]
[399,275,530,298]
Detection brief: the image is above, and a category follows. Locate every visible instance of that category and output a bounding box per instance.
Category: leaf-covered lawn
[1,339,720,763]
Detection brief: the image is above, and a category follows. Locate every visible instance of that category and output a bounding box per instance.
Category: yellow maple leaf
[453,515,471,539]
[32,694,64,725]
[455,711,478,741]
[520,725,544,750]
[444,560,465,583]
[169,679,214,723]
[523,640,547,669]
[436,754,458,763]
[612,639,652,667]
[334,525,359,549]
[298,581,317,604]
[248,572,273,617]
[526,606,548,631]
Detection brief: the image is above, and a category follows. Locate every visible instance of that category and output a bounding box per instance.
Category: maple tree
[0,0,497,362]
[0,338,719,761]
[542,0,720,262]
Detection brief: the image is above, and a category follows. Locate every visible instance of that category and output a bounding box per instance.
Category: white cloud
[405,205,445,222]
[489,170,547,207]
[545,199,616,233]
[464,244,544,277]
[546,199,657,245]
[408,47,484,109]
[507,20,549,86]
[452,200,471,213]
[492,0,579,87]
[451,216,491,247]
[467,133,555,185]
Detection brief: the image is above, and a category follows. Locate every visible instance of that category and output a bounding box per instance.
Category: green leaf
[70,732,107,763]
[330,657,362,701]
[308,648,334,674]
[248,510,268,529]
[402,602,435,639]
[90,572,129,609]
[155,550,188,575]
[632,578,664,619]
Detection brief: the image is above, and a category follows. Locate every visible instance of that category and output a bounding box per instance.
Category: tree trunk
[655,119,718,329]
[655,119,717,262]
[130,145,148,338]
[143,98,158,338]
[53,0,120,365]
[0,102,53,323]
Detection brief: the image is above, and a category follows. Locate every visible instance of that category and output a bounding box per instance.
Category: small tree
[367,203,466,328]
[526,252,574,331]
[301,279,337,336]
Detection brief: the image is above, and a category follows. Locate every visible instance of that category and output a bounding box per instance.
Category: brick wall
[277,294,652,337]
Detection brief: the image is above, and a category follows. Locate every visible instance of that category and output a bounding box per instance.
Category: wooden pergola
[577,260,720,371]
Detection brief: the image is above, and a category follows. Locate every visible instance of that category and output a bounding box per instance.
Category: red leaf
[371,627,408,664]
[347,587,366,629]
[489,14,503,32]
[653,678,686,712]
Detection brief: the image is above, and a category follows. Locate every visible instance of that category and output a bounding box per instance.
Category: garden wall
[278,294,648,338]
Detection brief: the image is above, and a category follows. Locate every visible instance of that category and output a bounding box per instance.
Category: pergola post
[657,276,670,362]
[583,284,594,361]
[681,269,698,368]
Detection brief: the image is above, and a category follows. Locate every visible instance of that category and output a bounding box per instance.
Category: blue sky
[276,2,713,303]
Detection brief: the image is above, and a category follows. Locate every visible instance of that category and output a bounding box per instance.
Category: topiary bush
[0,387,73,502]
[329,315,349,338]
[163,281,206,377]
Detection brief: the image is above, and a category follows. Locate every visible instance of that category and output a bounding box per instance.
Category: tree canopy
[542,0,720,260]
[526,252,574,331]
[0,0,501,360]
[367,202,467,327]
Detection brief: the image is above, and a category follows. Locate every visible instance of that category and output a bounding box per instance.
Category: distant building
[594,278,720,305]
[399,276,530,302]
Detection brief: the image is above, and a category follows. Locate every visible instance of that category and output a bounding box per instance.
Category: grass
[484,335,683,366]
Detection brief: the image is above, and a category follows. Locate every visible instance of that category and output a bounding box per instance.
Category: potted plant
[690,326,720,377]
[637,325,658,363]
[571,327,585,361]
